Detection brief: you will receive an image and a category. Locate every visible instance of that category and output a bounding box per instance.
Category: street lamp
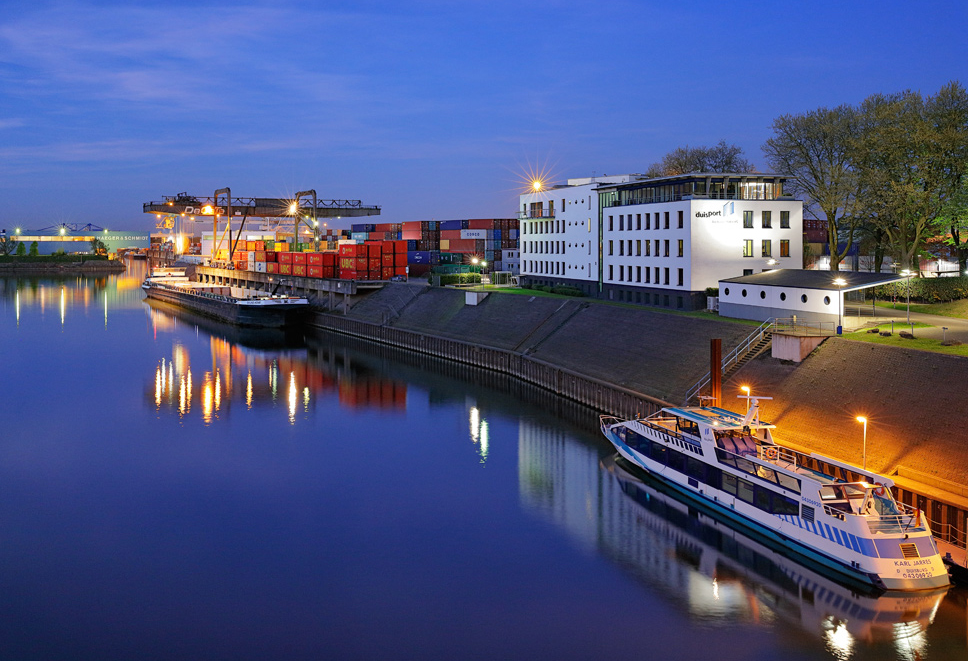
[833,277,846,335]
[856,416,868,470]
[900,270,913,324]
[740,385,751,413]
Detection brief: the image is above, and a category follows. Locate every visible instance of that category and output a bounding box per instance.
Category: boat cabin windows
[722,473,799,515]
[820,483,901,516]
[675,417,700,438]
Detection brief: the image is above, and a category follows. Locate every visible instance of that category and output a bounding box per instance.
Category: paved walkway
[842,304,968,343]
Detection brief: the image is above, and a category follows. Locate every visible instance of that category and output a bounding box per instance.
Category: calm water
[0,263,966,661]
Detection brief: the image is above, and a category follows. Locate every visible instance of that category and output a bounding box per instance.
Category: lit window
[743,240,753,257]
[780,211,790,229]
[743,211,753,228]
[762,211,772,229]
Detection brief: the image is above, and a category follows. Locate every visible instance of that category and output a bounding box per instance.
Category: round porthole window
[724,287,730,296]
[824,296,831,305]
[742,289,747,297]
[760,291,766,299]
[780,292,786,301]
[801,294,808,303]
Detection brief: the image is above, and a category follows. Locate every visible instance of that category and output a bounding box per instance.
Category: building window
[636,240,642,256]
[762,211,772,228]
[743,240,753,257]
[609,265,613,280]
[664,212,670,229]
[780,239,790,257]
[743,269,753,276]
[677,268,683,286]
[677,240,683,257]
[743,211,753,228]
[678,210,683,228]
[627,240,632,256]
[619,215,624,231]
[645,213,651,230]
[664,240,670,257]
[619,241,624,256]
[637,266,642,282]
[645,268,651,283]
[645,241,650,256]
[654,239,659,256]
[780,210,790,228]
[609,240,613,256]
[636,214,642,230]
[762,239,772,257]
[619,266,624,281]
[664,267,669,285]
[654,267,659,283]
[609,216,614,231]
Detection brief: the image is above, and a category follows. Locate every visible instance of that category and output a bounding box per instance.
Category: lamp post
[856,416,868,470]
[833,277,846,335]
[741,385,751,414]
[900,270,913,324]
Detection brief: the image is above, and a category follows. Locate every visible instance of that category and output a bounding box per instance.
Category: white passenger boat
[600,397,950,591]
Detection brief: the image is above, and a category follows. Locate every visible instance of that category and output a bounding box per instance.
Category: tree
[28,241,38,256]
[15,242,26,256]
[854,82,968,272]
[762,104,861,271]
[0,235,17,256]
[645,140,756,177]
[89,237,107,256]
[934,174,968,273]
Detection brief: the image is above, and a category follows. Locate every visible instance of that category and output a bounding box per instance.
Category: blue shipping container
[408,250,432,264]
[440,220,462,231]
[406,240,418,251]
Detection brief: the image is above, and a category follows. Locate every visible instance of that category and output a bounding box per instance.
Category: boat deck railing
[864,502,928,534]
[150,281,235,304]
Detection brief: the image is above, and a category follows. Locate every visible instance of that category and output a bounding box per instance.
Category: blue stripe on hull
[603,429,877,589]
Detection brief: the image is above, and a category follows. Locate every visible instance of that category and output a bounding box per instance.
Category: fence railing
[773,317,838,336]
[683,318,775,404]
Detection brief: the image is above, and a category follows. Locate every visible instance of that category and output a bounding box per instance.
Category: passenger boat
[142,268,309,329]
[600,397,950,591]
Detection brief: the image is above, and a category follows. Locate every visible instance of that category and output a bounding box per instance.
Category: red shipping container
[253,240,265,251]
[368,258,381,271]
[401,230,422,240]
[402,221,421,231]
[307,265,322,278]
[321,266,336,279]
[293,264,307,277]
[374,223,392,232]
[468,219,496,229]
[307,253,322,266]
[354,257,368,270]
[382,253,394,266]
[340,269,358,280]
[444,239,477,252]
[382,267,394,280]
[267,262,279,274]
[382,241,395,254]
[321,252,336,266]
[395,266,408,277]
[392,240,406,253]
[254,250,266,262]
[280,264,293,275]
[394,253,407,266]
[440,230,462,240]
[339,257,355,269]
[292,253,307,265]
[278,252,293,264]
[265,251,277,262]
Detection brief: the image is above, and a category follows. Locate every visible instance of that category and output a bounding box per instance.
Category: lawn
[843,322,968,357]
[874,299,968,319]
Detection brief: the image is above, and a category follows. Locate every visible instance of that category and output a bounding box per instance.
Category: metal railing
[773,317,838,336]
[683,318,774,404]
[864,502,928,535]
[518,209,556,219]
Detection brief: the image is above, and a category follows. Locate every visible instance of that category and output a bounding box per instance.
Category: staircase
[683,318,775,405]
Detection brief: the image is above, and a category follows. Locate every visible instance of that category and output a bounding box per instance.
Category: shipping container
[307,253,322,266]
[394,252,407,266]
[407,250,432,264]
[307,265,323,278]
[254,261,267,273]
[293,264,307,277]
[292,253,307,265]
[321,252,336,266]
[266,262,279,274]
[278,252,293,264]
[279,264,293,275]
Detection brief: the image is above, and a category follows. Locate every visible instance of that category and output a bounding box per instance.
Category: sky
[1,0,966,231]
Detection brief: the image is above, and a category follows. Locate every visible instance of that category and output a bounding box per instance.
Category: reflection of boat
[142,267,309,328]
[600,397,949,591]
[603,456,947,645]
[144,297,306,350]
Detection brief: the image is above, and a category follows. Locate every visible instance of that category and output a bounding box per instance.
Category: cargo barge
[142,269,309,329]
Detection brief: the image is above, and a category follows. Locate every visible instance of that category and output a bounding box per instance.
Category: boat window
[776,472,801,494]
[686,457,705,481]
[755,465,778,483]
[755,487,771,511]
[842,484,867,500]
[772,494,800,515]
[667,448,686,473]
[650,444,667,465]
[715,448,736,468]
[734,457,756,475]
[737,479,755,504]
[723,473,738,495]
[819,485,843,501]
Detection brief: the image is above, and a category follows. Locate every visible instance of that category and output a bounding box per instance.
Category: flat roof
[719,269,905,292]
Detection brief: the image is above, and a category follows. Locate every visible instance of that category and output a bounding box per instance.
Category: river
[0,262,965,660]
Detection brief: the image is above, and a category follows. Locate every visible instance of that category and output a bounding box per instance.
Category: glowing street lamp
[532,179,543,192]
[856,416,868,470]
[740,385,751,413]
[833,277,846,335]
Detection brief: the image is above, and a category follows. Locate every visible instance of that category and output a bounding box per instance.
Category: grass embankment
[874,299,968,319]
[844,322,968,357]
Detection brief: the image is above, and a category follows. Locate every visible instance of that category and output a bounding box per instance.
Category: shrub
[873,276,968,303]
[551,285,584,297]
[705,287,719,296]
[438,273,481,286]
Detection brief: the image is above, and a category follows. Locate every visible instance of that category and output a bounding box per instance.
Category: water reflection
[145,304,408,424]
[517,419,948,654]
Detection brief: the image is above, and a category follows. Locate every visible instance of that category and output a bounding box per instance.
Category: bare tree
[762,105,861,271]
[645,140,755,177]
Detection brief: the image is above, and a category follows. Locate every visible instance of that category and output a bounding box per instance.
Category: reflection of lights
[712,578,719,600]
[468,406,490,464]
[303,386,310,411]
[15,290,19,324]
[215,369,221,412]
[822,619,854,659]
[246,372,253,409]
[104,291,108,327]
[893,622,928,660]
[202,376,213,424]
[60,286,65,325]
[288,371,297,424]
[179,374,187,415]
[155,363,163,407]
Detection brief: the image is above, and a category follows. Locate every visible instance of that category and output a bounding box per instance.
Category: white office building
[519,173,803,310]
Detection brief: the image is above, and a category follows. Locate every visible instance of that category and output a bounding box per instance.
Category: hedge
[873,276,968,303]
[439,273,481,286]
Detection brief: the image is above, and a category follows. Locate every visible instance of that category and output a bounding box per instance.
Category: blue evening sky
[1,0,966,230]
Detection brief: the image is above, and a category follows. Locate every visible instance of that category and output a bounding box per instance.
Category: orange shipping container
[267,262,279,274]
[275,242,289,252]
[280,264,293,275]
[293,264,307,277]
[255,250,266,262]
[253,240,265,251]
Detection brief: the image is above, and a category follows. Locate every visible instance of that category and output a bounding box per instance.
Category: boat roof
[663,406,775,430]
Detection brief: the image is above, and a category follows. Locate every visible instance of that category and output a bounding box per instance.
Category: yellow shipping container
[440,239,450,250]
[275,243,289,252]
